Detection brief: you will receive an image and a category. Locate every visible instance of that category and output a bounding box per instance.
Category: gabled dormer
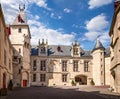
[71,41,81,57]
[38,39,48,56]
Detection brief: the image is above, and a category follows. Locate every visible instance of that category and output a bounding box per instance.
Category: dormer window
[18,28,22,33]
[57,46,63,52]
[73,48,78,55]
[41,47,46,53]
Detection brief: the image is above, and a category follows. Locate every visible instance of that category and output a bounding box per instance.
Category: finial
[42,39,44,44]
[46,39,48,44]
[39,39,40,45]
[19,4,25,11]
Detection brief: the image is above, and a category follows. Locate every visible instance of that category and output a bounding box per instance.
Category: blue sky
[1,0,114,50]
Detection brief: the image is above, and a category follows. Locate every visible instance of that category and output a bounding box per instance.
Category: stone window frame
[33,60,37,71]
[84,61,89,72]
[40,60,46,71]
[62,74,67,82]
[62,60,67,72]
[40,74,46,82]
[33,74,36,82]
[73,60,78,72]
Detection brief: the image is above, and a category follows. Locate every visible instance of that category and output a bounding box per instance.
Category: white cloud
[50,13,62,20]
[1,0,74,46]
[28,0,52,11]
[84,14,110,44]
[35,15,40,20]
[85,31,99,41]
[29,19,75,45]
[86,14,109,32]
[64,8,71,13]
[88,0,113,9]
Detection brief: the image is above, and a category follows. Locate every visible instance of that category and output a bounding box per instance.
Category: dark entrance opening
[75,75,87,85]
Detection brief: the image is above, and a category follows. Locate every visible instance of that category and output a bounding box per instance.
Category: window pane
[40,60,46,71]
[40,74,46,82]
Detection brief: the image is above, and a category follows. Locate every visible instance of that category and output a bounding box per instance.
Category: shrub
[71,80,76,86]
[8,80,13,90]
[90,79,95,85]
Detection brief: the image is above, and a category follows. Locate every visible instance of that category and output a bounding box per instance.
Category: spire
[92,39,104,52]
[12,4,27,25]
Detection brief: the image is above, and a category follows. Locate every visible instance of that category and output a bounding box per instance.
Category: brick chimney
[114,0,120,10]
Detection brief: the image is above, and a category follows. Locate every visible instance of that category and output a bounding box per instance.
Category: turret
[92,39,105,85]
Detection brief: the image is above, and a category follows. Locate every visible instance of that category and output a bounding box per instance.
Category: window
[62,74,67,82]
[9,59,11,70]
[4,49,6,65]
[41,47,46,53]
[73,61,78,72]
[19,48,21,53]
[33,60,37,71]
[62,61,67,72]
[101,52,102,55]
[84,61,89,72]
[73,48,78,55]
[40,60,46,71]
[18,28,22,33]
[33,74,36,82]
[40,74,46,82]
[18,58,21,64]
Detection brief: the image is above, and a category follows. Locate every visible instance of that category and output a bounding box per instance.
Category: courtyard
[1,86,120,99]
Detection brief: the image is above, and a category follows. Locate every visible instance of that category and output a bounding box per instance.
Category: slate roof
[31,46,38,56]
[105,47,110,57]
[48,45,71,56]
[31,45,92,57]
[93,40,104,49]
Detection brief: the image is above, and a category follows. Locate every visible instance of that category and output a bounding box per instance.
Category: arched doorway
[22,71,29,87]
[3,73,6,88]
[75,75,87,85]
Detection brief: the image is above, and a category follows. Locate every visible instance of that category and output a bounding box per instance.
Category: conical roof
[92,39,104,52]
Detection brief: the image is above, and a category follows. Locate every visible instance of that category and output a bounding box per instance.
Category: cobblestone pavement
[0,86,120,99]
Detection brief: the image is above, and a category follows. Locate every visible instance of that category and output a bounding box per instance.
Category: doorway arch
[3,73,6,88]
[75,75,87,85]
[22,71,29,87]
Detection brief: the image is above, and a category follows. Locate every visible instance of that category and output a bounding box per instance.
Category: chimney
[114,0,120,10]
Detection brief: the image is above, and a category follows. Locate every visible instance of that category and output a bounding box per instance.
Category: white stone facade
[31,40,111,86]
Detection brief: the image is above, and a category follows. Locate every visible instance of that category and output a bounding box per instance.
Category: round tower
[92,39,105,85]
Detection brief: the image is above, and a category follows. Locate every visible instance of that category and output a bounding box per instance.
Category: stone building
[109,0,120,93]
[10,5,31,87]
[0,4,13,89]
[12,47,22,87]
[30,39,110,86]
